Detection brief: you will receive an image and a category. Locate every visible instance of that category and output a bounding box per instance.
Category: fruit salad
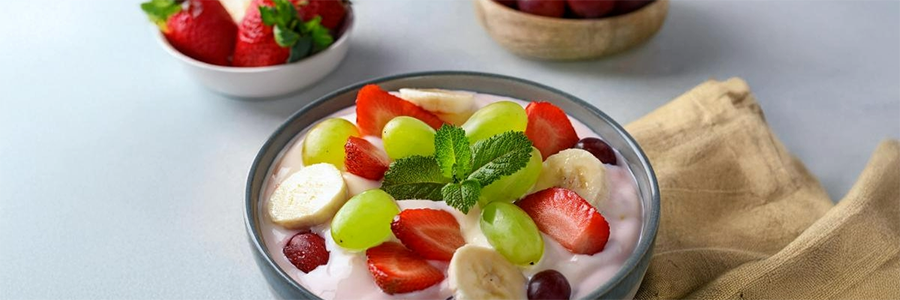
[259,86,643,299]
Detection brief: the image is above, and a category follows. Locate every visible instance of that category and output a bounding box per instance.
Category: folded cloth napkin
[625,78,899,299]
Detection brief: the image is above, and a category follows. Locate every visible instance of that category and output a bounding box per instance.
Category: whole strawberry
[142,0,237,66]
[297,0,347,31]
[233,0,335,67]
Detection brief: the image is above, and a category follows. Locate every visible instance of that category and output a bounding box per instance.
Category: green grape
[480,202,544,265]
[302,118,359,169]
[479,147,542,206]
[331,189,400,251]
[461,101,527,143]
[382,116,436,160]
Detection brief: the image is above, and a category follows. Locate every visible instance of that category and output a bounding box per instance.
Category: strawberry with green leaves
[141,0,238,66]
[297,0,348,30]
[233,0,335,67]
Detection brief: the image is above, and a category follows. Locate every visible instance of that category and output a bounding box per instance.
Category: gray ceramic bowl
[245,71,660,299]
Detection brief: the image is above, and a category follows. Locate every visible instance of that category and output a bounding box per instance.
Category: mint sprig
[259,0,335,63]
[434,125,472,180]
[467,133,532,186]
[382,126,533,213]
[382,156,450,201]
[442,180,481,213]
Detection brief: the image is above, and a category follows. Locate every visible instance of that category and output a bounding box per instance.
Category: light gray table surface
[1,0,898,298]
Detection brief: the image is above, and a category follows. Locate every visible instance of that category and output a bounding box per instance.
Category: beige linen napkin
[624,78,899,299]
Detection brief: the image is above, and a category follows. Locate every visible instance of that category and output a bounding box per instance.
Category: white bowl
[155,10,354,99]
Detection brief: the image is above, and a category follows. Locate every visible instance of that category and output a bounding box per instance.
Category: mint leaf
[441,180,481,214]
[468,131,533,187]
[382,156,451,201]
[141,0,182,31]
[434,125,472,181]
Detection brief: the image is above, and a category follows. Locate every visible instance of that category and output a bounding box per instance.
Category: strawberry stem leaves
[140,0,183,32]
[259,0,335,63]
[382,125,533,213]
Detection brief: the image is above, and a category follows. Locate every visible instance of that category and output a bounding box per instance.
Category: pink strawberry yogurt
[259,92,643,299]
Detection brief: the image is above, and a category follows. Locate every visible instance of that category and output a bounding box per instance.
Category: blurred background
[1,0,898,298]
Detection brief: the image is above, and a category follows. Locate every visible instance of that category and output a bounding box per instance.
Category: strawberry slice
[525,101,580,160]
[344,136,390,180]
[516,187,610,255]
[356,85,444,136]
[366,242,444,295]
[391,208,466,261]
[283,231,330,273]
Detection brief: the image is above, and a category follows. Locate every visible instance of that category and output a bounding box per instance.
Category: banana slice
[398,88,476,125]
[268,163,348,229]
[448,245,527,300]
[532,149,609,209]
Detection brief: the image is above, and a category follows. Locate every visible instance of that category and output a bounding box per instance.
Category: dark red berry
[494,0,517,8]
[613,0,653,15]
[517,0,565,18]
[283,232,330,273]
[527,269,571,300]
[566,0,616,18]
[572,137,617,165]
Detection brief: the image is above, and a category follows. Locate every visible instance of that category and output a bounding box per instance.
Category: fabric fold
[626,78,899,299]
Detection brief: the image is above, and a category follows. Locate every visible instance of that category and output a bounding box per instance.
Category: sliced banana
[532,149,609,209]
[398,88,476,125]
[449,245,527,300]
[268,163,348,229]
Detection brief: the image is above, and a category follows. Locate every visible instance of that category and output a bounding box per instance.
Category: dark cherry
[566,0,616,18]
[517,0,566,18]
[527,269,571,300]
[572,137,617,165]
[494,0,518,8]
[613,0,653,15]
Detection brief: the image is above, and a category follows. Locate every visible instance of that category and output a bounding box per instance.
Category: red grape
[517,0,566,18]
[613,0,653,15]
[572,137,617,165]
[566,0,616,18]
[283,232,330,273]
[527,269,571,300]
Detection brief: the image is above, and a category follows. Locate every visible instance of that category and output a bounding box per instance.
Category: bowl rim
[154,7,355,73]
[244,71,660,299]
[478,0,665,25]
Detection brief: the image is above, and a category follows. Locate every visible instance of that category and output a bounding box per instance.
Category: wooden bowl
[474,0,669,60]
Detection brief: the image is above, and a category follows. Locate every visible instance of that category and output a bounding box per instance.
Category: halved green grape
[461,101,527,143]
[301,118,360,168]
[480,202,544,265]
[478,147,542,206]
[382,116,436,160]
[331,189,400,251]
